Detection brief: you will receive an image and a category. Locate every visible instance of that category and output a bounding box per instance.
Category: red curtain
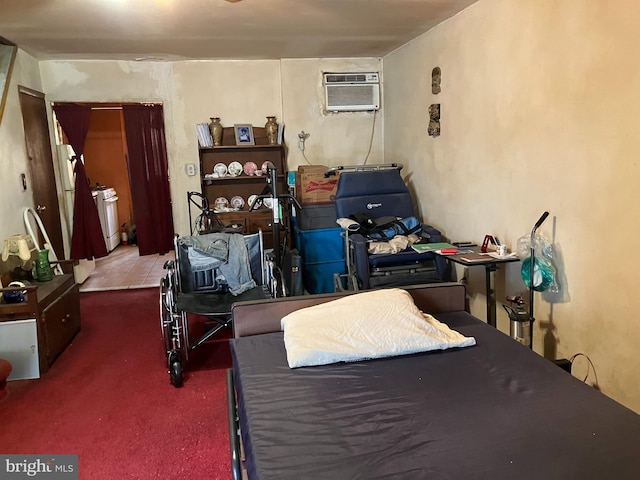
[122,104,174,256]
[52,104,108,260]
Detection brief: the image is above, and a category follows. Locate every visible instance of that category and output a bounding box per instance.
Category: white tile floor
[78,244,174,292]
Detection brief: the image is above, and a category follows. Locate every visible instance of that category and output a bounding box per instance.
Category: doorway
[53,102,174,286]
[82,105,134,241]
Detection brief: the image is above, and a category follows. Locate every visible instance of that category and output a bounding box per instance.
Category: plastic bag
[517,232,559,293]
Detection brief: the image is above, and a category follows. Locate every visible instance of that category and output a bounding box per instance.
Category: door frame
[19,85,65,260]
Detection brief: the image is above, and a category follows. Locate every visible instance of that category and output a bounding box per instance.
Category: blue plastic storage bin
[303,260,345,294]
[297,204,338,230]
[295,227,343,264]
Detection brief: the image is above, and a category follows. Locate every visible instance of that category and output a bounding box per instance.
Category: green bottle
[35,249,53,282]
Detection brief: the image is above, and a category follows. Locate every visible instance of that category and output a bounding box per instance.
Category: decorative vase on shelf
[209,117,223,146]
[265,116,278,145]
[35,249,53,282]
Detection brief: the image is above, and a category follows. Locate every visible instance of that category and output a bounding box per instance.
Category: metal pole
[528,211,549,349]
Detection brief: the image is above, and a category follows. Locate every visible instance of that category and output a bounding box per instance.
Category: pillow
[281,288,476,368]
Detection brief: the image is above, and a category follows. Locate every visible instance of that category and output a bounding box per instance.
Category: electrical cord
[362,109,377,165]
[298,109,378,166]
[569,353,599,386]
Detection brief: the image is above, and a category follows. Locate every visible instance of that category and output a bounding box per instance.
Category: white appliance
[323,72,380,112]
[0,319,40,380]
[95,187,120,252]
[56,144,96,282]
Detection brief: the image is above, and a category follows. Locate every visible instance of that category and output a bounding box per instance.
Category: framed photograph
[234,124,254,145]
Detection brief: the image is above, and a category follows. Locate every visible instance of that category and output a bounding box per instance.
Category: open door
[19,86,65,260]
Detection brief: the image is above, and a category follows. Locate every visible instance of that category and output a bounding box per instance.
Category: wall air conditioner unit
[324,72,380,112]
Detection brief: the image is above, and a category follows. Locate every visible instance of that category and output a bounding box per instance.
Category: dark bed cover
[230,312,640,479]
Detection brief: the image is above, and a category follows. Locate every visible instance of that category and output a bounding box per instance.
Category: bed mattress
[230,311,640,479]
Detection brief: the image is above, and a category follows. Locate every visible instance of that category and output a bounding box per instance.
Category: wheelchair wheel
[168,351,183,388]
[169,352,182,388]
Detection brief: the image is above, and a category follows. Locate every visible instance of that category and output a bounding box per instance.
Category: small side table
[0,274,80,374]
[437,250,520,327]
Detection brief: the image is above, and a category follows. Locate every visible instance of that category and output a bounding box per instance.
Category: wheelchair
[160,162,303,387]
[330,165,448,291]
[159,230,270,387]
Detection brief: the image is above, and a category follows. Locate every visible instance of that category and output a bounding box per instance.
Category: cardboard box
[296,165,340,205]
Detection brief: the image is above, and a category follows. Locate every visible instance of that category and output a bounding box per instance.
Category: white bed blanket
[281,288,476,368]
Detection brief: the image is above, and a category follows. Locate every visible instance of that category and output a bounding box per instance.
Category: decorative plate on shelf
[243,161,258,176]
[261,161,271,174]
[230,196,245,209]
[228,161,243,177]
[247,194,260,209]
[263,197,274,209]
[214,197,229,211]
[213,163,227,177]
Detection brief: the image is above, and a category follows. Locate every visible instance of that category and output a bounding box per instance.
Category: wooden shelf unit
[199,126,289,248]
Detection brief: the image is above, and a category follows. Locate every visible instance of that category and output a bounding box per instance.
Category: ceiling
[0,0,478,61]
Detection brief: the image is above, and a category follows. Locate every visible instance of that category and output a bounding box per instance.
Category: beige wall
[38,57,382,237]
[0,50,47,256]
[384,0,640,412]
[281,58,383,167]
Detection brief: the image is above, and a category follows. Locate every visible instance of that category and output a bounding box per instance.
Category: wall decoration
[428,104,440,137]
[431,67,441,95]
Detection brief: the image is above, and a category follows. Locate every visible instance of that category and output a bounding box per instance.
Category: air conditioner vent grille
[325,74,367,83]
[324,72,379,84]
[327,85,373,107]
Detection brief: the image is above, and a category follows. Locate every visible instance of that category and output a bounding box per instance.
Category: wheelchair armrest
[346,232,371,289]
[418,224,449,280]
[420,224,443,243]
[348,232,368,249]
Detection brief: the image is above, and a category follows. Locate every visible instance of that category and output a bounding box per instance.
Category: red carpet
[0,288,232,479]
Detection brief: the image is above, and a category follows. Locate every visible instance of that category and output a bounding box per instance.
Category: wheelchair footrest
[333,272,358,292]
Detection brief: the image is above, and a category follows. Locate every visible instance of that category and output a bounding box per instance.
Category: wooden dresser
[0,274,81,374]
